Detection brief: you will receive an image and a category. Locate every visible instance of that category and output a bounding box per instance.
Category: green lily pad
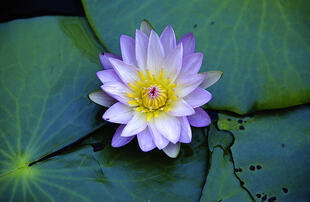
[0,16,105,199]
[217,105,310,201]
[91,127,209,202]
[82,0,310,114]
[199,125,252,201]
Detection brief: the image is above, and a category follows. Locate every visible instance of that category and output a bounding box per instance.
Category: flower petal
[111,125,134,147]
[178,116,192,143]
[160,25,176,55]
[188,107,211,127]
[101,82,131,105]
[135,29,149,73]
[99,52,121,69]
[88,90,116,107]
[120,35,137,66]
[147,30,165,75]
[177,33,195,56]
[140,20,153,36]
[184,87,212,108]
[154,113,180,144]
[200,71,223,89]
[102,102,133,124]
[96,69,121,83]
[162,43,183,82]
[137,128,156,152]
[175,74,205,97]
[180,52,203,75]
[148,120,169,149]
[109,58,139,85]
[169,99,195,116]
[163,143,180,158]
[121,111,147,137]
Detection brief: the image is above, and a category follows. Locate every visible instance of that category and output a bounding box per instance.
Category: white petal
[101,82,131,106]
[160,25,176,55]
[188,107,211,127]
[154,113,180,144]
[175,74,205,97]
[109,58,139,85]
[200,71,223,89]
[102,102,133,124]
[137,128,156,152]
[111,125,134,147]
[140,20,153,36]
[147,30,165,76]
[148,120,169,149]
[96,69,121,83]
[169,99,195,116]
[135,29,149,73]
[162,44,183,82]
[163,143,181,158]
[88,90,116,107]
[184,87,212,108]
[120,35,137,66]
[180,53,203,75]
[121,111,147,137]
[178,117,192,143]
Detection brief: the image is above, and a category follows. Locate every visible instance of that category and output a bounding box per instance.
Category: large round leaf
[0,16,105,199]
[82,0,310,114]
[217,105,310,201]
[91,127,209,202]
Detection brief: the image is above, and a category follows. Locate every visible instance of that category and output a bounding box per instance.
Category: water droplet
[227,118,231,121]
[210,21,215,25]
[268,196,277,202]
[262,195,267,201]
[282,188,288,193]
[249,165,255,171]
[256,194,261,198]
[239,126,245,130]
[193,24,198,28]
[256,165,262,170]
[238,119,243,124]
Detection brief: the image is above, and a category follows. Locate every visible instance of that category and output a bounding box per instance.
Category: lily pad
[82,0,310,114]
[0,16,104,199]
[91,127,209,202]
[217,105,310,201]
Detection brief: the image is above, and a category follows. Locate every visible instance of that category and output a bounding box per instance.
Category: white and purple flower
[89,21,222,158]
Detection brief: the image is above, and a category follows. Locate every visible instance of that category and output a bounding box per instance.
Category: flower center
[142,84,167,110]
[126,69,178,121]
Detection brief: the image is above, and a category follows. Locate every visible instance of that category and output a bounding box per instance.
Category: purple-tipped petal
[162,43,183,82]
[120,35,137,66]
[101,82,131,106]
[175,74,205,97]
[89,90,116,107]
[177,33,195,56]
[163,143,180,158]
[137,128,156,152]
[102,102,133,124]
[148,120,169,149]
[178,117,192,143]
[180,53,203,75]
[112,125,134,147]
[160,25,176,55]
[169,99,195,117]
[154,113,180,144]
[184,87,212,108]
[96,69,121,83]
[99,53,121,69]
[147,30,165,75]
[200,71,223,89]
[135,29,149,73]
[121,111,147,137]
[109,58,139,85]
[188,107,211,127]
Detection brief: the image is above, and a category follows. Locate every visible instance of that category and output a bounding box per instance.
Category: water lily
[89,20,222,158]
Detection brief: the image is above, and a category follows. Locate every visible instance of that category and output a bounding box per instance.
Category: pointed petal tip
[88,90,115,107]
[140,19,153,36]
[200,70,223,89]
[163,143,181,158]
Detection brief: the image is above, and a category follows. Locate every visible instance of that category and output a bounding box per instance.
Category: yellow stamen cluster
[127,69,178,121]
